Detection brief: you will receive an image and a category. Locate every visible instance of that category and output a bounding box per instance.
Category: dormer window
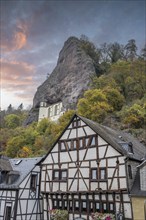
[119,142,134,154]
[128,142,133,153]
[6,171,20,185]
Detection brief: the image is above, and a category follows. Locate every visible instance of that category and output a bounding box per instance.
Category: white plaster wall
[77,127,86,137]
[84,126,95,135]
[98,136,107,145]
[105,145,121,157]
[99,146,106,158]
[68,129,76,139]
[85,148,96,160]
[124,203,132,218]
[60,152,71,162]
[120,178,127,188]
[61,130,70,139]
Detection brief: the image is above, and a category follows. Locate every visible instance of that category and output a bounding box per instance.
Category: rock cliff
[33,36,96,109]
[25,37,96,124]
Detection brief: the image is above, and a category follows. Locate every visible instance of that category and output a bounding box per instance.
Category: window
[74,200,79,211]
[30,174,37,191]
[128,142,133,153]
[52,170,67,181]
[53,200,57,209]
[54,105,58,115]
[69,200,73,211]
[72,120,81,128]
[95,202,100,212]
[109,203,114,213]
[85,138,89,146]
[90,202,94,212]
[128,165,132,179]
[103,203,107,212]
[91,168,98,180]
[79,139,83,148]
[91,168,107,181]
[91,136,96,146]
[64,200,67,209]
[53,170,59,180]
[61,170,67,180]
[48,107,51,117]
[58,200,62,208]
[5,204,11,220]
[82,201,87,212]
[100,168,106,180]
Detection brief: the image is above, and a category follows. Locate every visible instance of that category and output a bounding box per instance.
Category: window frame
[52,169,67,181]
[91,168,98,181]
[81,200,87,212]
[72,120,81,128]
[99,168,107,180]
[4,203,12,220]
[30,174,37,191]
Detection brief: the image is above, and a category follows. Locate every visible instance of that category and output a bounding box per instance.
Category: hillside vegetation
[0,37,145,158]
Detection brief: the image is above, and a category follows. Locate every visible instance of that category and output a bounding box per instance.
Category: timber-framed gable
[40,114,145,220]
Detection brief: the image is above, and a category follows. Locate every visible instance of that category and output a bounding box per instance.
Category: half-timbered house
[0,156,43,220]
[40,114,146,220]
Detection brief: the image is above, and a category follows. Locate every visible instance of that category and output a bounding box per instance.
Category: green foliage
[109,60,146,100]
[4,114,21,129]
[103,87,125,111]
[6,136,26,157]
[77,89,112,122]
[37,118,51,134]
[50,209,68,220]
[118,102,146,128]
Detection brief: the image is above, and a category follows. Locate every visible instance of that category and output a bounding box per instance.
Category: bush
[91,212,115,220]
[50,209,68,220]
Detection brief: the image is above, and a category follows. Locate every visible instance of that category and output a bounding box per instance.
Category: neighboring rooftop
[130,166,146,197]
[0,157,42,189]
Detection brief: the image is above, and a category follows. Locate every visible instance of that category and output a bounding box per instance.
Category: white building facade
[38,102,64,122]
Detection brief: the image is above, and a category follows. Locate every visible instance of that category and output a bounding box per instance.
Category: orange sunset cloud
[1,59,36,90]
[1,21,28,52]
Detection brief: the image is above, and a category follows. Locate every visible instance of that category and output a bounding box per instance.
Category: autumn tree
[77,89,112,122]
[4,114,21,129]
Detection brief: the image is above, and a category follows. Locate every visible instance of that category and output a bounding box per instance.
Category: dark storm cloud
[1,0,145,109]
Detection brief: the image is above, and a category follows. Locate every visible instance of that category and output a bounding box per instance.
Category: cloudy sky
[0,0,145,110]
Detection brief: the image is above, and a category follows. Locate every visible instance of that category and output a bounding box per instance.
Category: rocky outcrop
[33,36,96,110]
[25,37,96,124]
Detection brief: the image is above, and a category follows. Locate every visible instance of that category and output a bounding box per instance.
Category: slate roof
[40,114,146,163]
[79,115,146,161]
[0,157,42,189]
[130,165,146,197]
